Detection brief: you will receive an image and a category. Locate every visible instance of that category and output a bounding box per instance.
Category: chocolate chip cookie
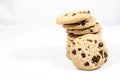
[67,23,101,35]
[63,16,97,29]
[56,10,90,24]
[70,34,108,70]
[67,31,101,41]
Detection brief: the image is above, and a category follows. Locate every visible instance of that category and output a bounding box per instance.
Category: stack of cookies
[56,10,108,70]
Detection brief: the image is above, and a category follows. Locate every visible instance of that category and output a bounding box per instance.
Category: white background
[0,0,120,80]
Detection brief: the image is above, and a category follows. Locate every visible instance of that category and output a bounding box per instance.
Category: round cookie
[70,34,108,70]
[56,10,90,24]
[63,16,97,29]
[67,23,101,35]
[67,31,101,41]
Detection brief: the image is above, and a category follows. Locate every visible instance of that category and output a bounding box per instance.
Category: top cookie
[56,10,91,24]
[63,16,97,29]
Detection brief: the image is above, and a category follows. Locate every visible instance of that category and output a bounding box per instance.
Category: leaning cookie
[67,23,101,35]
[56,10,90,24]
[70,34,108,70]
[63,16,97,29]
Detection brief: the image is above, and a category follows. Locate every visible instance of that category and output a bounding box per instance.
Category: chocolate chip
[104,52,108,58]
[87,39,93,42]
[72,42,75,45]
[64,14,68,16]
[88,10,90,14]
[99,50,103,58]
[88,54,90,56]
[72,50,76,55]
[96,22,99,24]
[78,48,81,51]
[98,42,103,47]
[81,53,86,58]
[71,29,75,31]
[84,62,89,66]
[92,55,100,63]
[68,45,70,47]
[89,29,93,32]
[94,40,97,43]
[99,50,103,55]
[86,20,89,23]
[88,46,89,48]
[72,13,76,16]
[81,20,86,26]
[104,59,107,63]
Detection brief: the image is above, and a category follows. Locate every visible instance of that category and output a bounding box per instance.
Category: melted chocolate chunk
[72,13,76,16]
[72,50,76,55]
[92,55,100,63]
[81,20,86,26]
[78,48,81,51]
[94,40,97,43]
[87,39,93,42]
[98,42,103,47]
[81,53,86,58]
[104,52,108,58]
[84,62,89,66]
[99,50,103,58]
